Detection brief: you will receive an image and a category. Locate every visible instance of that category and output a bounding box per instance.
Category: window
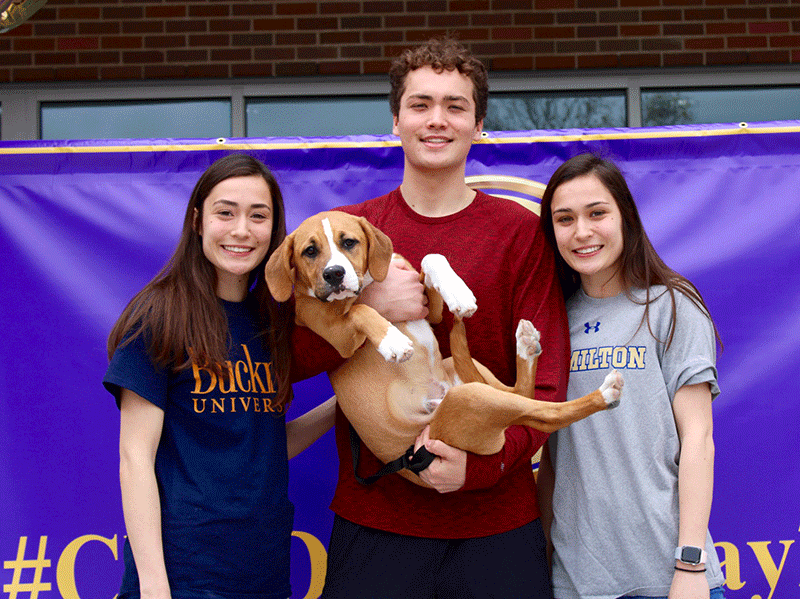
[39,99,231,140]
[2,67,798,141]
[246,92,628,136]
[486,91,626,131]
[642,87,800,127]
[246,96,391,137]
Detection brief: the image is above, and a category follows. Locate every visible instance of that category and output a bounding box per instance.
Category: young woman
[104,154,336,599]
[537,153,725,599]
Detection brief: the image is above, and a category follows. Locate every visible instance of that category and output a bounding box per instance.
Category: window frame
[1,65,799,141]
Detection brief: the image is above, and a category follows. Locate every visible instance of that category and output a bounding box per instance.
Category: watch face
[681,546,703,564]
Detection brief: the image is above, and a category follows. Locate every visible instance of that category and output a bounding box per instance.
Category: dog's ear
[359,217,393,282]
[265,234,296,302]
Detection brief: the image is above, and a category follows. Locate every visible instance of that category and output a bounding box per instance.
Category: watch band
[675,545,707,565]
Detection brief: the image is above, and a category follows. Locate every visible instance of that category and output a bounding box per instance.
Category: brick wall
[1,0,799,84]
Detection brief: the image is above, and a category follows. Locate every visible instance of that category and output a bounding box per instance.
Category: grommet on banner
[217,138,227,144]
[739,122,748,128]
[481,131,489,138]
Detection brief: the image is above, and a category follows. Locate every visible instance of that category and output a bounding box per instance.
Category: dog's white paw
[516,320,541,360]
[378,325,414,363]
[421,254,477,318]
[599,370,624,409]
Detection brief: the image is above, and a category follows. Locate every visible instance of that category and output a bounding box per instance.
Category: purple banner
[2,122,800,598]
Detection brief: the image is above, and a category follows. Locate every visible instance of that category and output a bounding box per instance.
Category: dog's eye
[302,245,318,258]
[341,238,358,250]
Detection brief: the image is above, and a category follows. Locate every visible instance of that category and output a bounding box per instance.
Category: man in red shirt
[321,37,569,598]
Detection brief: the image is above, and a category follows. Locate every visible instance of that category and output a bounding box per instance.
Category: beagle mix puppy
[266,211,622,486]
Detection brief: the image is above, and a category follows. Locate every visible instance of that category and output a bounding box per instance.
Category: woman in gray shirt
[537,153,725,599]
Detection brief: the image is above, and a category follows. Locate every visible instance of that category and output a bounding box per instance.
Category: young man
[322,37,569,598]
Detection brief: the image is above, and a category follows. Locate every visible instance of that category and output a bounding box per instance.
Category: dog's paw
[516,320,541,360]
[377,325,414,362]
[599,370,624,409]
[421,254,477,318]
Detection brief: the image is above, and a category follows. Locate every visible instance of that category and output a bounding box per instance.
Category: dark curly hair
[389,36,488,124]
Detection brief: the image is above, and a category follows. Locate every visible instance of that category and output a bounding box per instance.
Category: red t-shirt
[328,188,570,539]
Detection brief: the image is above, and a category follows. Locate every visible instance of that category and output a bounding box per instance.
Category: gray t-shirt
[549,286,724,599]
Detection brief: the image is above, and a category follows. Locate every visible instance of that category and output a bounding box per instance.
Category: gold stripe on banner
[1,122,800,155]
[0,138,402,155]
[465,174,545,215]
[474,121,800,144]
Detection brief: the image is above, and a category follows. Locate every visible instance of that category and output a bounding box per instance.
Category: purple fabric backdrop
[2,122,799,598]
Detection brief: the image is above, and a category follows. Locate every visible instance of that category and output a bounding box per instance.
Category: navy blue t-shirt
[104,298,292,599]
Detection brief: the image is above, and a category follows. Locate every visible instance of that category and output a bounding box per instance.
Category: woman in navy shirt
[105,154,334,599]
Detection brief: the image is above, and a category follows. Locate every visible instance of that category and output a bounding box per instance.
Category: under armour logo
[584,322,600,334]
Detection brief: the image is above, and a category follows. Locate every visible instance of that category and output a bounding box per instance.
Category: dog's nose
[323,265,346,287]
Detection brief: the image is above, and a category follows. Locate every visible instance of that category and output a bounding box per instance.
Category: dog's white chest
[404,320,438,369]
[402,319,453,413]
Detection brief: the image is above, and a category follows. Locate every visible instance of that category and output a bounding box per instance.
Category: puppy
[266,211,622,486]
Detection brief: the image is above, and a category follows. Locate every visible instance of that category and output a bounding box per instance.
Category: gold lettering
[747,540,794,599]
[243,344,266,393]
[628,346,645,369]
[235,358,252,392]
[262,361,276,393]
[715,541,745,591]
[191,360,217,394]
[193,398,207,413]
[219,361,236,394]
[211,398,225,413]
[611,346,627,368]
[229,396,237,412]
[263,397,274,413]
[254,397,261,412]
[239,396,251,411]
[597,346,613,369]
[585,348,599,369]
[292,531,327,599]
[569,351,581,372]
[56,534,118,599]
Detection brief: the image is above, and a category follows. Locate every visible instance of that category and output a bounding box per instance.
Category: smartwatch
[675,545,707,565]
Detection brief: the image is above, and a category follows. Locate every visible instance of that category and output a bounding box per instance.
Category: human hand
[668,567,710,599]
[413,425,466,493]
[358,258,428,322]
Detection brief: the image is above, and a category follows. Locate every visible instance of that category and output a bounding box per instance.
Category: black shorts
[321,516,553,599]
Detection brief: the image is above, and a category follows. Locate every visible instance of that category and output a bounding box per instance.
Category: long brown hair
[107,153,294,408]
[389,35,489,124]
[539,152,721,349]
